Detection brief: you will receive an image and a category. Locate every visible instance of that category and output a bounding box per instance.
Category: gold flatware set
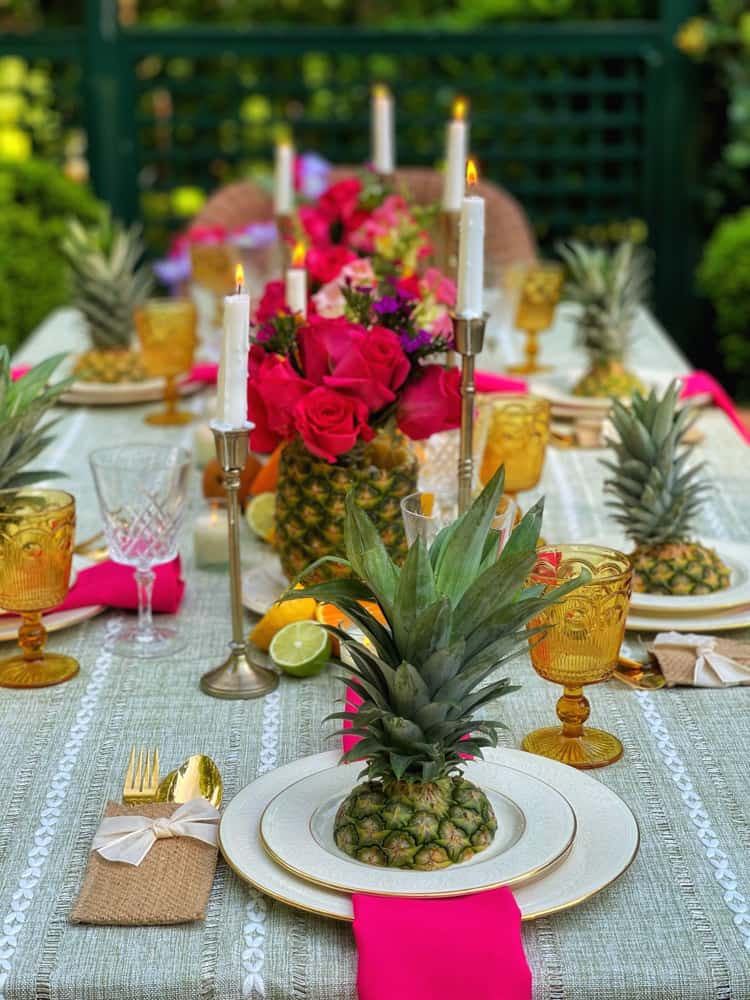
[122,746,223,807]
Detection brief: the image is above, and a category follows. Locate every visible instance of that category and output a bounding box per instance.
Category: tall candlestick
[456,159,485,319]
[371,84,394,176]
[216,265,250,428]
[442,98,469,213]
[286,242,307,318]
[274,140,294,216]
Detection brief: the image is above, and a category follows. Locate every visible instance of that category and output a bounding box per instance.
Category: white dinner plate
[219,747,639,922]
[242,556,288,616]
[259,760,576,898]
[532,370,710,414]
[627,540,750,615]
[61,375,203,406]
[627,604,750,633]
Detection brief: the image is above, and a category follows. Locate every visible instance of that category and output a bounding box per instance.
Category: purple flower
[374,296,400,315]
[153,252,191,289]
[296,153,332,199]
[230,222,278,249]
[399,329,434,353]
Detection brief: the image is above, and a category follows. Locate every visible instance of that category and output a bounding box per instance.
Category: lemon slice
[269,621,331,677]
[246,492,276,542]
[419,492,435,516]
[249,591,317,652]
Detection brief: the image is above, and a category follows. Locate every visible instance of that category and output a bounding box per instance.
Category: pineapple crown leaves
[556,239,651,362]
[0,348,71,489]
[288,466,588,783]
[601,380,709,545]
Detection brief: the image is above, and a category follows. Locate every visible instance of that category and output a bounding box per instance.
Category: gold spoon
[154,754,223,807]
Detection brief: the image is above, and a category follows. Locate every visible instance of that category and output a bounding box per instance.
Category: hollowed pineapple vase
[275,436,418,582]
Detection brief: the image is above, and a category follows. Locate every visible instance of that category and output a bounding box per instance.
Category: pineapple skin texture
[631,542,731,596]
[73,348,146,384]
[274,436,418,583]
[334,777,498,870]
[573,364,646,400]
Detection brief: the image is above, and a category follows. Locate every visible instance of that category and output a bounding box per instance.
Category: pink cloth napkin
[10,365,31,381]
[681,371,750,444]
[185,362,218,387]
[343,686,531,1000]
[476,371,527,395]
[57,558,185,614]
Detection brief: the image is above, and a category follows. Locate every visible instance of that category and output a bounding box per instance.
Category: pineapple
[61,215,153,383]
[557,240,649,399]
[602,381,730,595]
[291,466,582,870]
[274,432,418,583]
[0,348,71,489]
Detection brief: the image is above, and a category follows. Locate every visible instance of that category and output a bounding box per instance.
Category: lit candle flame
[292,242,306,268]
[235,263,244,293]
[453,97,468,121]
[372,83,390,100]
[466,159,478,188]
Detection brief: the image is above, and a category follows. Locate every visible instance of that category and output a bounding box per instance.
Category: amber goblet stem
[164,374,179,419]
[19,611,47,662]
[558,686,589,739]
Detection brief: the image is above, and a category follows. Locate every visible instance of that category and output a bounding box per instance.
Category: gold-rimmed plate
[61,376,203,407]
[259,761,576,899]
[219,747,639,921]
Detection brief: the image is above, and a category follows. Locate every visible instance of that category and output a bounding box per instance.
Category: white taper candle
[216,266,250,427]
[442,99,469,212]
[456,161,485,318]
[274,140,294,216]
[371,85,394,176]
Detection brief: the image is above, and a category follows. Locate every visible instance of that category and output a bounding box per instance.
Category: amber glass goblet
[507,261,564,374]
[0,489,79,689]
[136,298,197,426]
[522,545,632,769]
[190,243,240,328]
[478,395,551,496]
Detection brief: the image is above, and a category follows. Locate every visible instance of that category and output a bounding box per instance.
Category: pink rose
[396,365,462,441]
[253,280,286,324]
[294,387,373,463]
[312,257,377,318]
[325,325,410,412]
[247,345,313,453]
[299,178,368,248]
[318,178,363,227]
[421,268,457,307]
[306,245,357,286]
[298,316,366,384]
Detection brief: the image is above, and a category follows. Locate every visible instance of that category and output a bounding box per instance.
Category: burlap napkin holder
[70,801,218,926]
[648,634,750,687]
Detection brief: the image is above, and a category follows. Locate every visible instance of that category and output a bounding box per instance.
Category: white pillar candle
[285,242,307,318]
[456,160,485,318]
[274,140,294,216]
[216,265,250,428]
[193,499,230,567]
[442,98,469,213]
[192,422,216,469]
[371,85,394,176]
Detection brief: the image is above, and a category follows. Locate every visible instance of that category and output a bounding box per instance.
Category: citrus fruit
[315,601,387,657]
[202,454,261,505]
[269,621,330,677]
[249,592,316,651]
[250,443,284,496]
[246,492,276,543]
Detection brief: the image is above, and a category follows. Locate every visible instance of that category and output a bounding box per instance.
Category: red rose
[306,245,357,286]
[396,365,462,441]
[253,280,286,325]
[294,387,373,463]
[319,178,362,225]
[299,178,368,248]
[325,325,411,412]
[395,274,421,300]
[298,316,367,385]
[298,205,332,248]
[247,345,313,453]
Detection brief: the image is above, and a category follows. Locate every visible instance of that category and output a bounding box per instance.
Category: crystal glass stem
[134,567,156,643]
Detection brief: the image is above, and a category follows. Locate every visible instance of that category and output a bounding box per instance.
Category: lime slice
[246,492,276,542]
[269,621,331,678]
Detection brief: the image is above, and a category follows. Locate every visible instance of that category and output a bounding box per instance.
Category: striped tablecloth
[1,305,748,1000]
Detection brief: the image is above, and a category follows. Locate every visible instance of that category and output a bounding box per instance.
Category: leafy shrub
[0,159,102,350]
[697,207,750,400]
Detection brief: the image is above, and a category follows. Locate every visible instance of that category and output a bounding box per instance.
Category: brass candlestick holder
[200,423,279,700]
[437,211,460,275]
[276,213,295,272]
[453,313,488,514]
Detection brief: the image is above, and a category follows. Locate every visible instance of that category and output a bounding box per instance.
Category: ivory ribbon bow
[652,632,750,687]
[92,798,220,866]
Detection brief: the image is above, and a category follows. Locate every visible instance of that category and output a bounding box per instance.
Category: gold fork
[123,746,160,803]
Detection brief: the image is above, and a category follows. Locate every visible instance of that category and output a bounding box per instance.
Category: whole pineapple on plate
[61,215,153,384]
[0,348,71,489]
[602,381,730,595]
[557,240,649,399]
[275,431,418,583]
[291,466,582,869]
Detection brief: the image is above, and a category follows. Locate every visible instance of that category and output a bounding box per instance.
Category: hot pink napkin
[343,686,531,1000]
[185,362,218,386]
[476,371,527,395]
[681,371,750,444]
[56,558,185,614]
